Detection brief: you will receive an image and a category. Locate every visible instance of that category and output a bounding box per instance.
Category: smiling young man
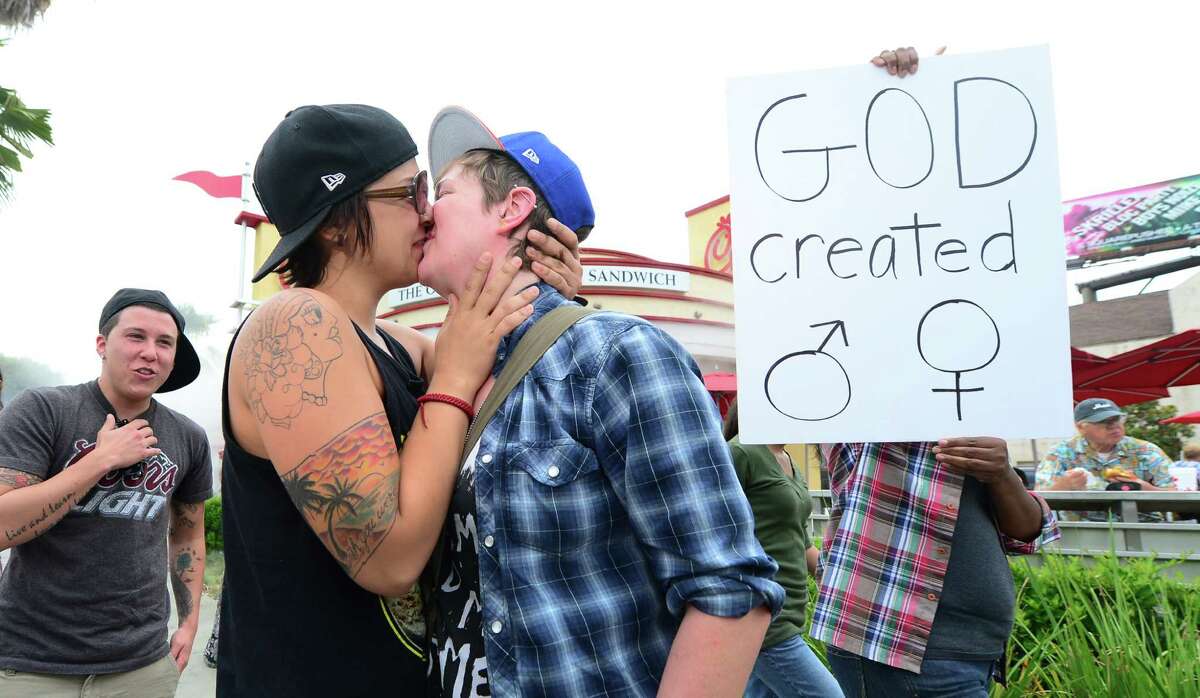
[418,109,783,698]
[0,289,212,698]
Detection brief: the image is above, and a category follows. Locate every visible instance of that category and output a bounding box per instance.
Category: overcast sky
[2,0,1198,437]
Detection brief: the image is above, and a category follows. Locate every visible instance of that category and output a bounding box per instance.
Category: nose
[139,343,158,363]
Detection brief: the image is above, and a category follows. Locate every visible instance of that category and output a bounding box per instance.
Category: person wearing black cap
[0,288,213,697]
[217,104,583,697]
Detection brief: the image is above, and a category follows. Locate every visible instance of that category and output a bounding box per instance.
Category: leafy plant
[0,40,53,202]
[204,496,223,552]
[795,549,1200,694]
[1124,401,1194,460]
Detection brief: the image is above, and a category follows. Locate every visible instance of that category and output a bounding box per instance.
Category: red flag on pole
[173,170,242,198]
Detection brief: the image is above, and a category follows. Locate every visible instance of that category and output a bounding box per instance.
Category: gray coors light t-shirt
[0,381,212,674]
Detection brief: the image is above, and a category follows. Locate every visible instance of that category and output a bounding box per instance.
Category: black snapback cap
[251,104,419,283]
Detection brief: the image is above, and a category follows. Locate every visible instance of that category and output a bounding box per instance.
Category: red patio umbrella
[1070,347,1167,406]
[703,372,737,419]
[1074,386,1171,407]
[1071,347,1111,372]
[1074,329,1200,390]
[1160,410,1200,425]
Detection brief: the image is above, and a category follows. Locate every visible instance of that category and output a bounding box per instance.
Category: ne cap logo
[521,148,540,165]
[321,173,346,191]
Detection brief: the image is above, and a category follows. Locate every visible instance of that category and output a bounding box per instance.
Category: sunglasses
[363,170,429,216]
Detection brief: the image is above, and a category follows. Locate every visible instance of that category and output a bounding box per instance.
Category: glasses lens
[414,171,429,215]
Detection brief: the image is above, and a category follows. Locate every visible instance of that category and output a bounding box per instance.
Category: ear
[96,334,107,359]
[317,225,344,246]
[497,187,537,236]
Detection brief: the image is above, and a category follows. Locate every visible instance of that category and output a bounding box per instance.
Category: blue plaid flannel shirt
[471,285,784,697]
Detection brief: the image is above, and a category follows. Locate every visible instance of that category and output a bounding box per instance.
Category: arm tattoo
[170,544,199,620]
[0,467,44,490]
[5,491,73,542]
[279,412,399,577]
[170,501,202,532]
[240,292,345,429]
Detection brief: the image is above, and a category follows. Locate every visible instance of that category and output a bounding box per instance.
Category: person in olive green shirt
[725,399,843,698]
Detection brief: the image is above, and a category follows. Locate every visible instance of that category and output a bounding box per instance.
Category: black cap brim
[250,203,331,283]
[158,333,201,393]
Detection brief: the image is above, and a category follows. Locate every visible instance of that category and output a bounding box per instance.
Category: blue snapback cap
[428,106,595,233]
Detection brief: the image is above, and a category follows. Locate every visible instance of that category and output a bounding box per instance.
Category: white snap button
[484,535,495,548]
[481,454,493,464]
[547,465,561,478]
[491,620,503,634]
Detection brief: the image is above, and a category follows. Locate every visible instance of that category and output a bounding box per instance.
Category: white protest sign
[728,46,1074,444]
[1170,467,1198,491]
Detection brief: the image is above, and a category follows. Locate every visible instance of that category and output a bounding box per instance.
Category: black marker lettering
[750,234,786,283]
[869,235,898,279]
[754,94,858,203]
[865,88,934,189]
[795,234,826,278]
[981,201,1018,273]
[934,239,969,273]
[827,237,863,279]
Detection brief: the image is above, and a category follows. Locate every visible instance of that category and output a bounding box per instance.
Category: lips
[133,368,158,380]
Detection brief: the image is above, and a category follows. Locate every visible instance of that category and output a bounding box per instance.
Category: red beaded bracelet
[416,393,474,428]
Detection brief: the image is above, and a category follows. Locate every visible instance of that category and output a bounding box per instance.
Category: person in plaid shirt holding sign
[810,47,1061,698]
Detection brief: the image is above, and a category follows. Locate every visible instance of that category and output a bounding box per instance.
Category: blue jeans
[745,634,844,698]
[826,646,993,697]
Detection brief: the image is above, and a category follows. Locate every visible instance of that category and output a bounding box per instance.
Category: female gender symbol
[916,299,1000,421]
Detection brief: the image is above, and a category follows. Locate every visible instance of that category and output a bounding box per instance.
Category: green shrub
[998,553,1200,697]
[205,496,223,552]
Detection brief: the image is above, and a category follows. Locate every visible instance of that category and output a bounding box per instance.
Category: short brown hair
[450,150,592,269]
[1184,443,1200,461]
[282,193,375,288]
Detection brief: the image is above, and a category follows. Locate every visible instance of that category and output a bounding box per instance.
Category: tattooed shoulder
[239,291,346,429]
[0,467,44,490]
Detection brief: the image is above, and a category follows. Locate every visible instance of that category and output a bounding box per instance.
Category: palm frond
[0,40,54,202]
[0,0,52,29]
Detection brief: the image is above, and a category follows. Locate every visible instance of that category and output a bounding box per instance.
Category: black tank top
[217,319,427,697]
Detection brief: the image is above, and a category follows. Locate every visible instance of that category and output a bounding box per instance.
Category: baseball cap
[1074,398,1125,423]
[251,104,419,283]
[99,289,200,393]
[428,106,595,233]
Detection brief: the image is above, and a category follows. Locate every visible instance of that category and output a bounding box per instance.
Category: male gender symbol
[764,320,852,421]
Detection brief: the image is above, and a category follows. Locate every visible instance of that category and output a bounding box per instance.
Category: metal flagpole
[237,161,252,320]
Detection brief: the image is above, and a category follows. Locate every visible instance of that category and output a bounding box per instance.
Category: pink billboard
[1065,174,1200,267]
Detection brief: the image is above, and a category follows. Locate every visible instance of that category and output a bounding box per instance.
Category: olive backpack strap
[461,303,595,461]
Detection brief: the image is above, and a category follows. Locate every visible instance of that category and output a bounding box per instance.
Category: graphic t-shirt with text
[0,381,213,674]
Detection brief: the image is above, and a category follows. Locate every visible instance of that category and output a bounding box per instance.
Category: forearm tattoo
[279,412,399,577]
[169,501,202,533]
[0,467,44,489]
[240,292,344,429]
[5,491,74,543]
[170,543,199,621]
